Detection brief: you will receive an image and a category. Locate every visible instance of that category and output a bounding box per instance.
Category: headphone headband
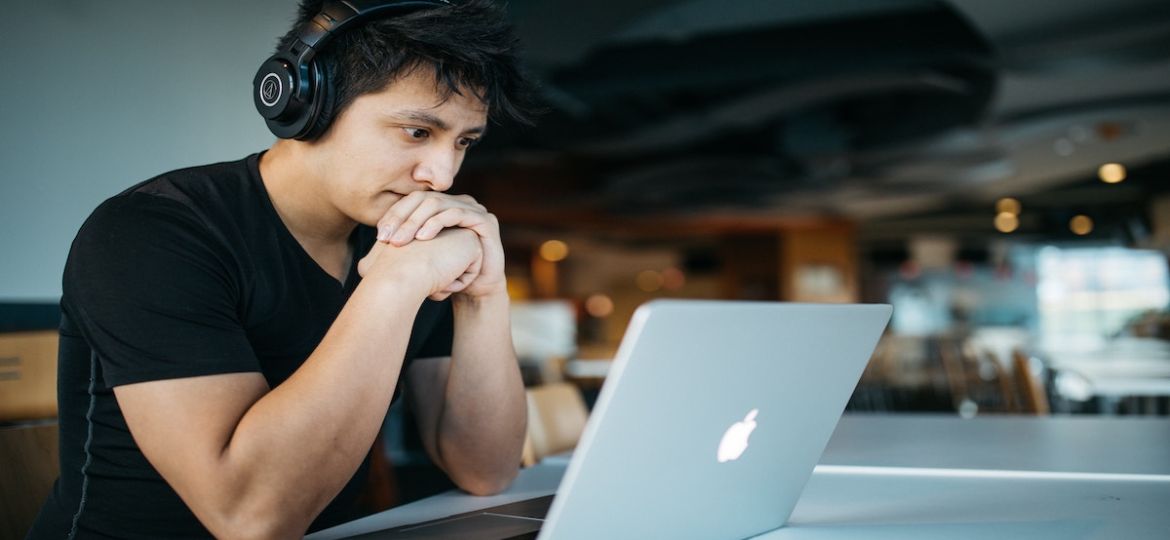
[290,0,450,67]
[254,0,454,140]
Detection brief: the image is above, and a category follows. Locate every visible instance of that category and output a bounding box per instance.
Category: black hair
[276,0,536,134]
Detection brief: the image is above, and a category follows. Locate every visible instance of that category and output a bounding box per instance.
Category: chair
[0,422,59,540]
[0,331,59,423]
[941,337,1022,415]
[938,336,972,411]
[0,331,60,539]
[1012,349,1051,415]
[522,383,589,467]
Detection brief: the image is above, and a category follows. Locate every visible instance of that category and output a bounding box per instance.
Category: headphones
[253,0,453,140]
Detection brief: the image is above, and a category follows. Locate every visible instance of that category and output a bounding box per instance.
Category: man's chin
[361,193,404,226]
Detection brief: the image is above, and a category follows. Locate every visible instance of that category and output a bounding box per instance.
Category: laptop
[350,300,892,539]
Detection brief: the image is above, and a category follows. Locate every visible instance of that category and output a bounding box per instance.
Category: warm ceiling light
[636,270,664,292]
[1098,163,1126,184]
[1070,215,1094,236]
[995,197,1021,215]
[994,212,1019,233]
[539,240,569,262]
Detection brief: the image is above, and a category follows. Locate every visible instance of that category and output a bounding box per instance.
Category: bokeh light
[994,212,1019,233]
[662,267,686,290]
[636,270,664,292]
[995,197,1021,215]
[539,240,569,262]
[1070,215,1094,235]
[1098,163,1126,184]
[585,294,614,318]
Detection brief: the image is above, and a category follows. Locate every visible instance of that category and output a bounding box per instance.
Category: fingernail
[377,225,394,241]
[391,230,410,244]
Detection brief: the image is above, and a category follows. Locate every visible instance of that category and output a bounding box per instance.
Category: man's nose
[413,148,459,192]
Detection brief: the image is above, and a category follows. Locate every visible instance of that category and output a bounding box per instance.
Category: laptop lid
[538,300,892,540]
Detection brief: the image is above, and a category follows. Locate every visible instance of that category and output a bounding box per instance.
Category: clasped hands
[356,192,505,301]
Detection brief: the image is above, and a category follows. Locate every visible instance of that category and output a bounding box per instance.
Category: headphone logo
[259,73,282,107]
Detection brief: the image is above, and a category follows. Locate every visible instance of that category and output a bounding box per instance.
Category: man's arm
[406,291,527,495]
[384,193,527,495]
[115,229,483,539]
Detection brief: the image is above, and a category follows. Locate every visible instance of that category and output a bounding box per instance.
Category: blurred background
[461,0,1170,419]
[3,0,1170,531]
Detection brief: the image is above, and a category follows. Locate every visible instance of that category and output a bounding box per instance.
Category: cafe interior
[3,0,1170,538]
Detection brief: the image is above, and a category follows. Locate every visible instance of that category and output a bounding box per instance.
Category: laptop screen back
[539,300,892,540]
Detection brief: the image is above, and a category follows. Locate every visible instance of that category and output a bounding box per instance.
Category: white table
[820,414,1170,475]
[762,470,1170,539]
[309,415,1170,539]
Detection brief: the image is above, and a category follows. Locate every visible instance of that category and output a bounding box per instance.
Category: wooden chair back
[522,383,589,467]
[1012,349,1051,415]
[0,331,59,422]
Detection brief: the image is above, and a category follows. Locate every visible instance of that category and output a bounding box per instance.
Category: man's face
[309,68,489,227]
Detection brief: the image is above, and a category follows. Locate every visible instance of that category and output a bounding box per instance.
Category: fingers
[429,267,477,300]
[377,192,489,247]
[442,248,483,293]
[414,208,484,241]
[377,192,428,242]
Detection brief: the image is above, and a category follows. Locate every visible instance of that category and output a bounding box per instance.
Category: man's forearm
[212,278,427,537]
[438,290,527,495]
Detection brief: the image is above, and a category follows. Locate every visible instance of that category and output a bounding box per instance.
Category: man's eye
[404,127,430,139]
[457,137,480,149]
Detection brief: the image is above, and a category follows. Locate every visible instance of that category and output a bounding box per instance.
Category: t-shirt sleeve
[63,193,259,387]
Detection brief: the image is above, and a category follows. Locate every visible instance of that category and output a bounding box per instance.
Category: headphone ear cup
[255,55,317,139]
[254,57,297,121]
[300,58,337,140]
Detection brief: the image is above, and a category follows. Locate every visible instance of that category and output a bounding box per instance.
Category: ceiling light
[1098,163,1126,184]
[994,212,1019,233]
[1070,215,1093,236]
[995,197,1021,215]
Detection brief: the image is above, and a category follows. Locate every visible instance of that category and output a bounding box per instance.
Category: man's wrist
[361,263,434,303]
[452,286,510,312]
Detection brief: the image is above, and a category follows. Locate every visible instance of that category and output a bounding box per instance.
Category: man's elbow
[202,499,311,540]
[455,467,520,496]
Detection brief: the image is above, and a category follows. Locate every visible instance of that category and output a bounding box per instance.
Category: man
[29,1,534,537]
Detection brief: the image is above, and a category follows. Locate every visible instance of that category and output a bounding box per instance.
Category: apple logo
[717,408,759,463]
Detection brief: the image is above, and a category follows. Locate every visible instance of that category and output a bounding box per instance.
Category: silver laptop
[352,300,892,539]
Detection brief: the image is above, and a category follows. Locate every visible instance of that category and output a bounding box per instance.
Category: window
[1036,246,1170,351]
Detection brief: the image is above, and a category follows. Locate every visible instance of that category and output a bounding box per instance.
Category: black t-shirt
[29,153,453,539]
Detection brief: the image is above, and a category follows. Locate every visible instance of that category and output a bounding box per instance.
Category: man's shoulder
[63,157,267,310]
[79,154,265,239]
[117,154,260,210]
[72,154,266,260]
